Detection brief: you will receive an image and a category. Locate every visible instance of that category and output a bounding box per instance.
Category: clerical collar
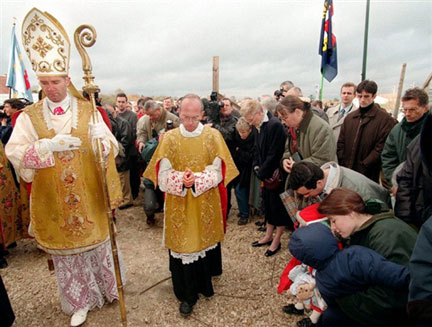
[180,122,203,137]
[46,94,71,115]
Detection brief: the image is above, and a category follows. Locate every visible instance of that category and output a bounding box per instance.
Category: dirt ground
[1,193,305,327]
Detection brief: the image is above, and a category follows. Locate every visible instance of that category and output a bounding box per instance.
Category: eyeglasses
[402,107,420,113]
[244,111,260,125]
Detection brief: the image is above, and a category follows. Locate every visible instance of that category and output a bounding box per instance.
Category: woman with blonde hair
[241,100,290,256]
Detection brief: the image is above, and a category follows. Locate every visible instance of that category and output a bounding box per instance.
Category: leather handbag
[264,168,282,190]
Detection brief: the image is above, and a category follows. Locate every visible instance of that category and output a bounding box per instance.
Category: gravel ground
[1,194,304,327]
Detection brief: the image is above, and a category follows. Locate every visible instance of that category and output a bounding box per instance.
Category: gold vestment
[25,100,122,253]
[144,126,238,254]
[0,143,29,247]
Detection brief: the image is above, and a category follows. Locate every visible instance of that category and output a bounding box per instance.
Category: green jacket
[322,162,391,209]
[283,110,337,188]
[336,211,417,326]
[381,113,428,183]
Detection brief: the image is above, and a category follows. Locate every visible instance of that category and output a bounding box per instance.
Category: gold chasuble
[24,99,122,253]
[144,126,238,254]
[0,143,30,247]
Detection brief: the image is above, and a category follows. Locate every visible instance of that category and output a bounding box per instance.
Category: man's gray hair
[260,96,278,114]
[144,100,160,112]
[280,81,295,90]
[287,86,303,97]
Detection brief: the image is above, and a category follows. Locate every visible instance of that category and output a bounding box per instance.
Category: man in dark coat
[337,80,396,183]
[209,97,239,217]
[408,215,432,327]
[382,88,429,186]
[395,112,432,229]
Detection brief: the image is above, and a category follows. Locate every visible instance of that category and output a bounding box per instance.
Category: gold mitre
[21,8,70,77]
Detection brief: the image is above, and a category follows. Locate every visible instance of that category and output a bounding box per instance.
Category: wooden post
[212,56,219,93]
[422,71,432,90]
[393,63,407,119]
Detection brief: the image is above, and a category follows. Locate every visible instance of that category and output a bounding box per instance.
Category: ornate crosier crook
[74,24,128,327]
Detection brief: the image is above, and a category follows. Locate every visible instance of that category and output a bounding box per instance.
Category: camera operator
[137,100,180,153]
[137,100,180,225]
[207,97,239,217]
[0,99,26,145]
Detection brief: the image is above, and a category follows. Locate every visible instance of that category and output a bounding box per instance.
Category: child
[288,222,409,327]
[232,117,255,225]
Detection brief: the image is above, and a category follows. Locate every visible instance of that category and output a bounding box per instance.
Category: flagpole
[8,18,17,100]
[361,0,371,81]
[319,70,325,101]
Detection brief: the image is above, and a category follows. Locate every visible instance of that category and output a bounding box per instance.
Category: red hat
[295,203,327,226]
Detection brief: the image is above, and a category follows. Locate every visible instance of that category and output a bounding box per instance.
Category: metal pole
[319,71,325,101]
[361,0,370,81]
[74,25,127,327]
[393,63,407,119]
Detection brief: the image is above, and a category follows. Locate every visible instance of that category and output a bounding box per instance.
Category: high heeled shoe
[264,243,281,257]
[251,239,273,247]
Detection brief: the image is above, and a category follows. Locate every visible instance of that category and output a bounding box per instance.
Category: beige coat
[327,104,358,141]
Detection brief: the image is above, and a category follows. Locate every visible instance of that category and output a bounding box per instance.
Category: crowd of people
[1,7,431,327]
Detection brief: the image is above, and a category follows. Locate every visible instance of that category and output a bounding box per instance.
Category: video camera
[274,89,284,101]
[166,119,175,131]
[205,91,224,124]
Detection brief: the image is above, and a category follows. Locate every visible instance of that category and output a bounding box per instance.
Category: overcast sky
[1,0,431,100]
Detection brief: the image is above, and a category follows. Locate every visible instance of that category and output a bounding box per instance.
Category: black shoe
[238,217,249,225]
[7,242,17,249]
[119,203,133,210]
[257,226,266,232]
[146,216,156,225]
[282,304,304,315]
[0,257,8,269]
[252,239,273,247]
[255,221,265,226]
[179,301,193,317]
[297,317,317,327]
[264,243,281,257]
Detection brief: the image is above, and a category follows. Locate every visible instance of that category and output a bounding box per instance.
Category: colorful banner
[6,25,33,102]
[319,0,338,82]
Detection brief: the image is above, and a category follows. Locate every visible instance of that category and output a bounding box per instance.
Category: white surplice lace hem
[170,243,218,265]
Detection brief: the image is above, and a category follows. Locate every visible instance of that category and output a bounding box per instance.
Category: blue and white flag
[6,25,33,102]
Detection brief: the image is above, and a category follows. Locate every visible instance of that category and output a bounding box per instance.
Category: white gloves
[88,122,111,158]
[40,134,82,152]
[89,122,107,140]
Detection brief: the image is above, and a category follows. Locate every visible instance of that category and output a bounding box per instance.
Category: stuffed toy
[287,264,327,327]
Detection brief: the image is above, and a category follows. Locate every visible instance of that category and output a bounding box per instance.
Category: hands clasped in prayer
[183,168,195,188]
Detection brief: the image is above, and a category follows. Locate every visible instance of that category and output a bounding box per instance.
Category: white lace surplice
[52,240,126,315]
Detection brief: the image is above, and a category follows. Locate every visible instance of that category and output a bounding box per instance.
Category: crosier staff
[74,24,127,327]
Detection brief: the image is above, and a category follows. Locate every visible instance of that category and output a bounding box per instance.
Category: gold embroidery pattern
[61,215,94,238]
[61,169,77,186]
[57,151,74,162]
[64,193,80,208]
[146,127,237,253]
[22,12,67,74]
[32,36,53,57]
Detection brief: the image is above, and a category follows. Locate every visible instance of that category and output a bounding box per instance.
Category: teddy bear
[287,264,327,327]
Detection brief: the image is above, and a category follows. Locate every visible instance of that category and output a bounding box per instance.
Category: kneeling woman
[317,187,417,327]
